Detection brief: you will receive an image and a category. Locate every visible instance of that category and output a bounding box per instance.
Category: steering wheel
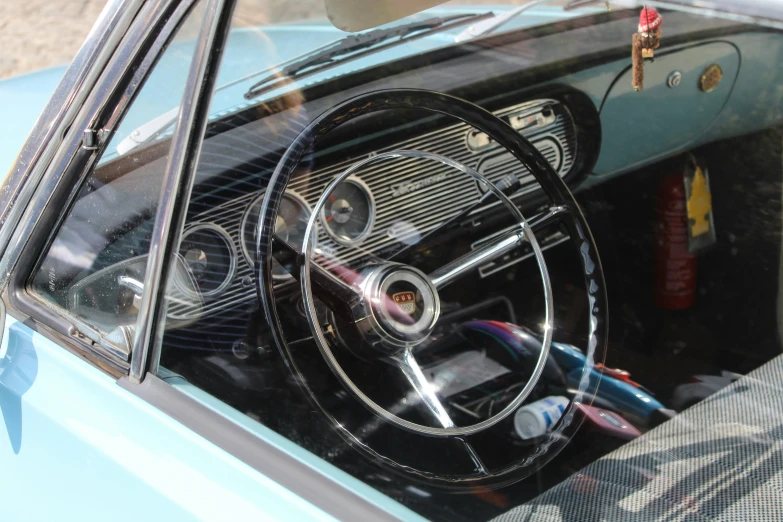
[256,89,607,487]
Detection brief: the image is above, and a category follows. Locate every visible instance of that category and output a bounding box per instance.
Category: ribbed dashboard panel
[171,98,577,317]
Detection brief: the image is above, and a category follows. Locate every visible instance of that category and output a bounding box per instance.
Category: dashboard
[32,8,783,338]
[170,97,584,319]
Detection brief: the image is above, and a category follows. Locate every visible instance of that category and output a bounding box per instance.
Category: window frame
[4,0,202,374]
[129,0,238,383]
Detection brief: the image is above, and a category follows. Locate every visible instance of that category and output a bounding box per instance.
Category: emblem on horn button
[392,291,417,315]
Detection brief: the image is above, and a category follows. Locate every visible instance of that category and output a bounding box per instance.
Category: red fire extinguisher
[655,173,696,309]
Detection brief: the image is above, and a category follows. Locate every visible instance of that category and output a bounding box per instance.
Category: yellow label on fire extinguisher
[683,155,716,253]
[686,166,712,237]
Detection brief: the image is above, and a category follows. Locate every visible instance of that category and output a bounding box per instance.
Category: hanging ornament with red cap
[632,6,663,92]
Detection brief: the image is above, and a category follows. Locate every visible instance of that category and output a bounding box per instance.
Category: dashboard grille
[170,98,577,317]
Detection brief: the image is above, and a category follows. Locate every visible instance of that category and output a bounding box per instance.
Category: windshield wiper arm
[454,0,608,42]
[243,12,494,100]
[455,0,552,42]
[114,13,494,156]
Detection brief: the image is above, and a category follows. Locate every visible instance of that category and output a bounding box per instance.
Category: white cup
[514,396,569,440]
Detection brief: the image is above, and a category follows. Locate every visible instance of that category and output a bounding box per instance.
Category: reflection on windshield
[109,1,608,159]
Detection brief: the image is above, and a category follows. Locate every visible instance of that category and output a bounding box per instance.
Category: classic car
[2,0,783,520]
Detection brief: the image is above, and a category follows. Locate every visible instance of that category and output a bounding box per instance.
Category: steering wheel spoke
[428,204,571,290]
[429,226,526,290]
[390,350,492,475]
[271,233,361,318]
[529,204,571,230]
[389,349,456,429]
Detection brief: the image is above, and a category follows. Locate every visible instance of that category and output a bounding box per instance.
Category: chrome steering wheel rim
[300,150,554,437]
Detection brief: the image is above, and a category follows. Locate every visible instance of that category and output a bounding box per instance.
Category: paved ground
[0,0,538,79]
[0,0,109,79]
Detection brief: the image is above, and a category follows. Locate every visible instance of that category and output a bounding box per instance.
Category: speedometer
[321,177,374,245]
[241,190,311,279]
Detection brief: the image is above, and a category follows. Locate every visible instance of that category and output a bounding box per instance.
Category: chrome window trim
[137,0,237,382]
[3,0,198,372]
[0,0,143,277]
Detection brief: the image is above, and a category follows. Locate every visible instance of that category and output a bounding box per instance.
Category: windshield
[106,1,606,160]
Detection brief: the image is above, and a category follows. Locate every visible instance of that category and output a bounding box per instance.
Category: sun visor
[325,0,449,32]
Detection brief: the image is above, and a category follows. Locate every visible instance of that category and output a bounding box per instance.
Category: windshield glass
[107,0,607,160]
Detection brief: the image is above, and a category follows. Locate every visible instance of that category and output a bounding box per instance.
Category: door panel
[0,317,337,522]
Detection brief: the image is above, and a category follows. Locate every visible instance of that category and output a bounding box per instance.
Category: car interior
[20,2,783,520]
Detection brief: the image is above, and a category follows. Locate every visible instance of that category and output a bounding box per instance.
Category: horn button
[354,265,440,351]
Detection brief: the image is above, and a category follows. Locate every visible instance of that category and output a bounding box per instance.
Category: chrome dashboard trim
[172,98,575,320]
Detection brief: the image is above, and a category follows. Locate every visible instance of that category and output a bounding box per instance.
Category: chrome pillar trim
[1,0,195,371]
[0,0,176,287]
[0,0,142,267]
[134,0,236,382]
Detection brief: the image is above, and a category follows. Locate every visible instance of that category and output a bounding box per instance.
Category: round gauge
[179,224,236,297]
[321,178,374,245]
[241,190,312,279]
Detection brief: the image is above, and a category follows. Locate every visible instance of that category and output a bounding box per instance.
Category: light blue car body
[1,3,783,520]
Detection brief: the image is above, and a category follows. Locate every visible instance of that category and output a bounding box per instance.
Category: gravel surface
[0,0,537,79]
[0,0,108,79]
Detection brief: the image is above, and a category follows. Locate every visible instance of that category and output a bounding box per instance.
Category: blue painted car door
[0,313,339,521]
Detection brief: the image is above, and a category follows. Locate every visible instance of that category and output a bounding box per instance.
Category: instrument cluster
[176,178,377,302]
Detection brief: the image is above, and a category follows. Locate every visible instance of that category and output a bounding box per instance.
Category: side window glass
[148,2,783,521]
[28,2,205,342]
